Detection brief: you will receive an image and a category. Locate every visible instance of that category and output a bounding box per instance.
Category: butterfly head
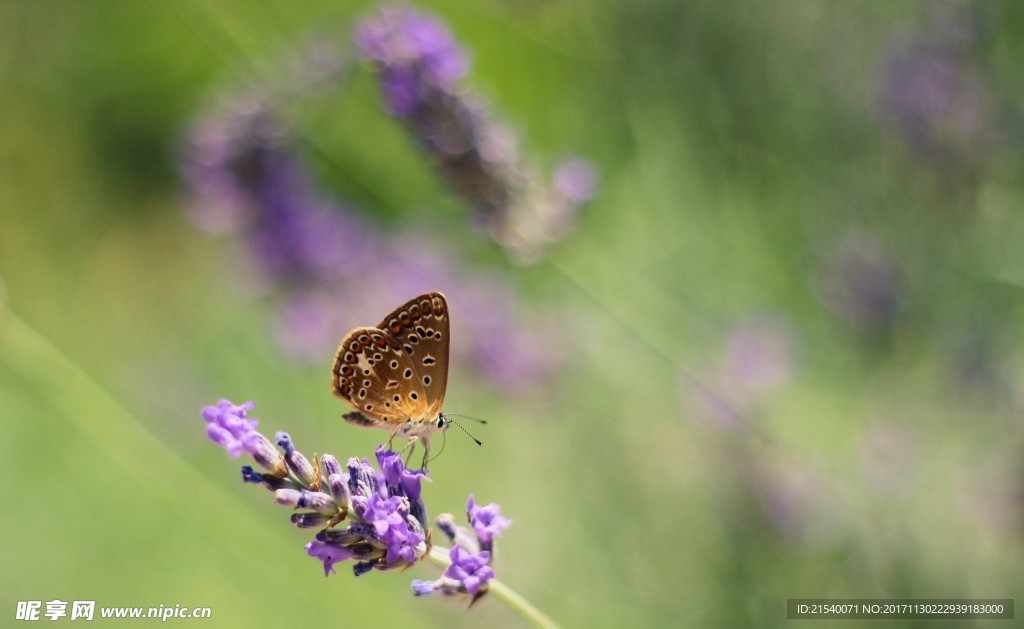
[438,413,484,446]
[398,412,449,439]
[403,412,481,452]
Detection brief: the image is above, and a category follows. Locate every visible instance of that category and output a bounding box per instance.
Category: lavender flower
[683,314,797,432]
[203,399,287,476]
[722,317,797,394]
[276,431,317,485]
[354,5,596,263]
[815,232,901,333]
[376,444,429,501]
[202,399,258,458]
[443,546,494,596]
[749,457,848,546]
[878,4,999,176]
[412,494,509,601]
[360,494,425,564]
[204,398,532,615]
[181,67,565,391]
[553,158,598,204]
[353,5,468,117]
[305,541,355,576]
[308,454,429,574]
[203,399,432,575]
[467,493,511,549]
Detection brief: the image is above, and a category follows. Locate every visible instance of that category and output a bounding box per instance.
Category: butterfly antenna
[442,414,483,446]
[443,413,488,425]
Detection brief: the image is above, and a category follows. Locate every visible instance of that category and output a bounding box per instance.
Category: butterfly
[330,292,453,465]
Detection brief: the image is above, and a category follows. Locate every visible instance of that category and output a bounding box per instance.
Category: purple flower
[413,495,510,601]
[271,290,346,363]
[240,431,287,476]
[353,5,468,117]
[202,401,302,478]
[306,540,355,576]
[410,575,477,598]
[683,314,798,434]
[353,5,596,263]
[180,14,584,401]
[358,493,424,564]
[205,401,516,599]
[202,399,258,458]
[207,400,515,589]
[816,232,901,332]
[276,431,317,485]
[443,546,494,596]
[275,489,337,514]
[411,580,436,596]
[722,316,796,393]
[240,466,264,484]
[750,457,848,546]
[303,449,431,571]
[467,494,511,545]
[392,523,426,565]
[360,494,406,538]
[376,444,430,501]
[455,278,563,391]
[181,87,566,392]
[877,4,999,174]
[375,444,431,531]
[348,457,383,501]
[352,561,376,577]
[553,158,598,204]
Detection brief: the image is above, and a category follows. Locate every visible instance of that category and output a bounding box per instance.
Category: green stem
[428,546,562,629]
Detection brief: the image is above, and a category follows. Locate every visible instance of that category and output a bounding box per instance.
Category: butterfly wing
[331,326,431,428]
[376,292,450,419]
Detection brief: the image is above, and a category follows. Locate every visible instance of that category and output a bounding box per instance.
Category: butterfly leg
[419,437,431,470]
[384,424,403,451]
[402,439,417,467]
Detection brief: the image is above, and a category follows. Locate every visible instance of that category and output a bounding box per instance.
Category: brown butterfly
[330,292,454,464]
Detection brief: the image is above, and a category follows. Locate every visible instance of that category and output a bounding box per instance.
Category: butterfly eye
[436,415,446,429]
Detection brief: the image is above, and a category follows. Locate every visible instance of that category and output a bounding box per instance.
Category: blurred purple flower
[354,5,597,263]
[878,5,999,174]
[271,290,347,363]
[553,158,597,203]
[816,232,901,332]
[723,316,796,393]
[353,5,468,116]
[750,457,847,546]
[684,314,797,432]
[180,54,565,392]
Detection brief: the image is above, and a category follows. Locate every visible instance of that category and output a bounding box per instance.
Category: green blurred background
[3,1,1023,627]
